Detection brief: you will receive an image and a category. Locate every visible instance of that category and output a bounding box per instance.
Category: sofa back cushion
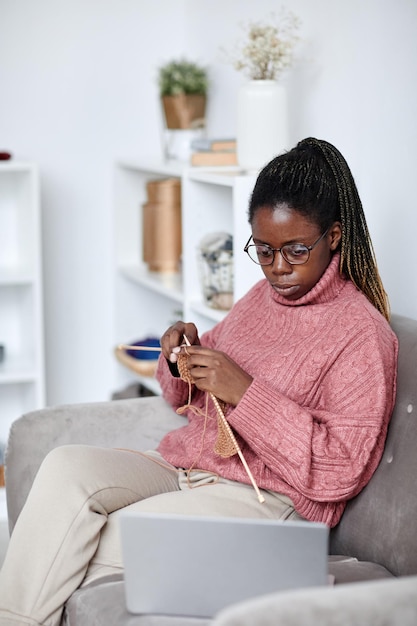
[330,314,417,576]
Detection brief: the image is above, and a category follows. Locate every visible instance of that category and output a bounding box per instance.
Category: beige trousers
[0,445,303,626]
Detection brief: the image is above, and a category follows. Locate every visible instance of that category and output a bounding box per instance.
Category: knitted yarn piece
[175,348,265,504]
[176,351,193,383]
[214,415,238,458]
[176,352,237,458]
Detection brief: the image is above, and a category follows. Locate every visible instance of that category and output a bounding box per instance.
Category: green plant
[158,59,208,97]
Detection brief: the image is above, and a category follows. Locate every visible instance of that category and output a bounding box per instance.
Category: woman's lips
[271,283,300,297]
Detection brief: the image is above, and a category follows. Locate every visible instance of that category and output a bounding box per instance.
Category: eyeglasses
[244,229,329,266]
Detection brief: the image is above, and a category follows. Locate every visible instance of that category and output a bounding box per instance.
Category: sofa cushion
[330,313,417,577]
[328,556,393,584]
[63,555,394,626]
[64,578,211,626]
[212,575,417,626]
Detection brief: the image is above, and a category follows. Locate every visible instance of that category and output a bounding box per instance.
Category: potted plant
[158,59,208,130]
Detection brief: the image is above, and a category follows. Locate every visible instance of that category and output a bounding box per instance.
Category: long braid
[303,138,390,321]
[249,137,390,321]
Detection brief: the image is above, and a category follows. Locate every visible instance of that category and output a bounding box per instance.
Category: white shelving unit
[113,159,261,395]
[0,162,45,445]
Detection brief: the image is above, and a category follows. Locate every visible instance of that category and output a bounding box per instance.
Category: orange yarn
[176,349,265,503]
[117,348,264,503]
[176,352,237,458]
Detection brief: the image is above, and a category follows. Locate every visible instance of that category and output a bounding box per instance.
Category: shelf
[0,358,39,384]
[116,158,185,178]
[188,299,229,323]
[129,373,161,396]
[113,359,162,396]
[0,268,36,285]
[116,159,254,186]
[0,163,45,444]
[119,265,183,303]
[187,167,245,186]
[114,160,259,395]
[0,161,36,174]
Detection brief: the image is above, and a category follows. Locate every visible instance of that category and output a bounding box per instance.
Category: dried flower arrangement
[225,8,301,81]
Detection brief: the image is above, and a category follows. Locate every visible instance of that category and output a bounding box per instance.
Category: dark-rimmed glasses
[244,229,329,266]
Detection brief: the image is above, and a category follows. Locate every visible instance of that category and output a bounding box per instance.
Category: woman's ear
[328,222,342,251]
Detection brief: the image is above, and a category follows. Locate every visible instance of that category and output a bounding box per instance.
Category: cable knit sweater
[156,254,398,527]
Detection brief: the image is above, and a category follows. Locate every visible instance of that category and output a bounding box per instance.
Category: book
[190,150,238,167]
[190,138,236,152]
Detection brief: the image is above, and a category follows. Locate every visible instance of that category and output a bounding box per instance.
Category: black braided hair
[248,137,390,320]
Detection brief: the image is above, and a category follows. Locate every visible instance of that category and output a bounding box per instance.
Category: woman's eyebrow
[252,236,308,246]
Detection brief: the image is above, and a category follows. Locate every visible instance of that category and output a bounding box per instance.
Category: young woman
[0,138,398,626]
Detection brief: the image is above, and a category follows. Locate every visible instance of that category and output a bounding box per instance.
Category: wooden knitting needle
[118,344,162,352]
[182,335,265,504]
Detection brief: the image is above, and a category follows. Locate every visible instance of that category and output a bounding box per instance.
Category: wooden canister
[142,178,182,272]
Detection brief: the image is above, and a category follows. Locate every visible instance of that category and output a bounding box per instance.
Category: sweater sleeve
[226,317,398,503]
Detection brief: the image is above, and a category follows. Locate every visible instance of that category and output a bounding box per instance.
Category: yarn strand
[181,335,265,504]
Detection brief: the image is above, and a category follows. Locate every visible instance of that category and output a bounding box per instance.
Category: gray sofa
[4,313,417,625]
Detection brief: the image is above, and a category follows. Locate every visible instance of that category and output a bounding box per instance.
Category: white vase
[236,80,289,171]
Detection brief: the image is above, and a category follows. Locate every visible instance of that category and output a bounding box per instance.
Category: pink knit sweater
[156,254,398,527]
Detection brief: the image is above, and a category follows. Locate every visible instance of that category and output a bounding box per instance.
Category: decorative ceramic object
[160,94,206,161]
[198,232,234,310]
[223,10,301,170]
[237,80,289,171]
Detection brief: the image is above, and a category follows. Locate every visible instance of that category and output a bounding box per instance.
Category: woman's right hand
[160,321,200,363]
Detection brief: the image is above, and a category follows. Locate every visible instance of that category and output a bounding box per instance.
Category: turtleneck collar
[269,252,347,307]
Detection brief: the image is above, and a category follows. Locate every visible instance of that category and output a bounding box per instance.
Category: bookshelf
[113,160,260,394]
[0,162,45,445]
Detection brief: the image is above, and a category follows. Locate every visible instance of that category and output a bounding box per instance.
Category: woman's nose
[271,250,292,274]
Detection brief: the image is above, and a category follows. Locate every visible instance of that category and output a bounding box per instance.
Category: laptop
[120,511,329,618]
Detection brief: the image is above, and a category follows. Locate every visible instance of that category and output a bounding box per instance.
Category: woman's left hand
[178,345,253,406]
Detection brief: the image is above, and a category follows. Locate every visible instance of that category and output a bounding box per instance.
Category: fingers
[178,347,222,385]
[169,345,183,364]
[178,348,253,406]
[179,346,212,368]
[160,322,200,361]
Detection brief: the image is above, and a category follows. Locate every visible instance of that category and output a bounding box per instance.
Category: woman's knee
[37,444,96,483]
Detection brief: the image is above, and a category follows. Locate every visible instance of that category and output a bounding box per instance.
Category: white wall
[184,0,417,317]
[0,0,416,406]
[0,0,187,404]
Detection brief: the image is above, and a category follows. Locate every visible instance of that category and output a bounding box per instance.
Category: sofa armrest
[212,575,417,626]
[5,396,185,531]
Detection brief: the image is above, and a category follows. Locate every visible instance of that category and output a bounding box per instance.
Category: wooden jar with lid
[142,177,182,272]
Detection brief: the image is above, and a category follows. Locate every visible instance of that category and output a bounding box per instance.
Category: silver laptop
[120,511,329,618]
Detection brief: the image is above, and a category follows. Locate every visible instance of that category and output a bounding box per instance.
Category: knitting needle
[182,335,265,504]
[118,344,162,352]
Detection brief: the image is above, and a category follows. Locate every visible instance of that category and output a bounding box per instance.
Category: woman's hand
[176,345,253,407]
[160,321,201,363]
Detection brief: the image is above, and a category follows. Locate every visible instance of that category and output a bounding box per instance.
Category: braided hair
[248,137,390,321]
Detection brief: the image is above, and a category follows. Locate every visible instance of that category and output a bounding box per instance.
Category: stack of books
[190,138,237,166]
